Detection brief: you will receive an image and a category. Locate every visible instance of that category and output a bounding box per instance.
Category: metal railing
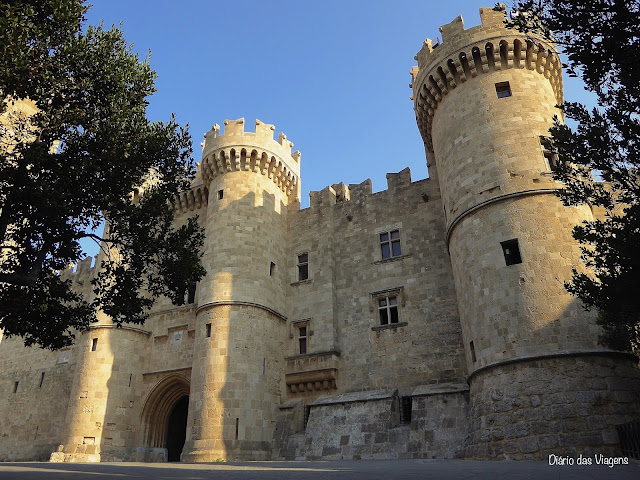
[617,421,640,459]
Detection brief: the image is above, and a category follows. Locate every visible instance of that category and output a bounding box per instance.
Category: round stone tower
[181,119,300,461]
[411,6,640,459]
[53,325,149,462]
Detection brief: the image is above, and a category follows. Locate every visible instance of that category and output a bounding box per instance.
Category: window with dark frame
[495,81,512,98]
[297,253,309,281]
[501,239,523,266]
[298,325,308,354]
[380,230,401,260]
[187,283,196,304]
[378,295,399,325]
[540,136,559,171]
[399,396,412,424]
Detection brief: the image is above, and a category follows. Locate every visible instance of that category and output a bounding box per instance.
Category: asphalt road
[0,459,639,480]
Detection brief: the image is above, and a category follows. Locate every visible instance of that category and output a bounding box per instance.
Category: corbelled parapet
[171,177,209,215]
[410,5,562,150]
[199,118,301,199]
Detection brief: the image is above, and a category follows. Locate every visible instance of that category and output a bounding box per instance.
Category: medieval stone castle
[1,6,639,463]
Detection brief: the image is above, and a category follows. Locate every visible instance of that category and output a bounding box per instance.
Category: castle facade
[1,6,639,462]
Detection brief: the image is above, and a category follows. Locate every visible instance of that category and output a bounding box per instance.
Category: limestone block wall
[449,197,602,371]
[145,307,196,375]
[285,169,466,405]
[0,336,76,461]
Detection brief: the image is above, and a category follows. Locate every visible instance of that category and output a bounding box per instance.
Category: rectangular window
[91,338,98,351]
[218,189,224,200]
[205,323,212,338]
[378,295,399,325]
[470,341,477,363]
[297,253,309,281]
[270,262,276,276]
[501,239,523,266]
[13,381,19,393]
[540,136,558,171]
[298,325,308,354]
[399,397,412,424]
[187,283,196,304]
[380,230,401,260]
[495,81,512,98]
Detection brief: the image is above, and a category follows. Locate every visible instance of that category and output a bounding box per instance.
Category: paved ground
[0,459,638,480]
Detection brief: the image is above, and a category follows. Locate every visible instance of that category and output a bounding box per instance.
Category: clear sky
[80,0,594,256]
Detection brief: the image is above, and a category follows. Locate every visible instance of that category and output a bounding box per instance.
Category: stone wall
[0,336,75,461]
[284,170,466,407]
[273,385,469,460]
[466,354,640,459]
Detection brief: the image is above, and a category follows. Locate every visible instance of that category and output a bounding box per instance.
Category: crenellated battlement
[410,5,562,150]
[60,256,98,283]
[199,118,301,199]
[307,168,437,212]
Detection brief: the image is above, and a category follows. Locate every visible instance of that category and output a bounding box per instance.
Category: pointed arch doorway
[141,374,191,462]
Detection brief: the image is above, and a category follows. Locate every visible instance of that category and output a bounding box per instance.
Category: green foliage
[0,0,206,349]
[504,0,640,351]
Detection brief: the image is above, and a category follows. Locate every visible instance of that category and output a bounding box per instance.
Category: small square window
[495,81,512,98]
[501,239,522,266]
[380,230,402,260]
[378,295,399,325]
[297,253,309,281]
[218,189,224,200]
[91,338,98,351]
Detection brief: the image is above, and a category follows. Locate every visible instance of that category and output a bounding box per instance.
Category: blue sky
[81,0,594,256]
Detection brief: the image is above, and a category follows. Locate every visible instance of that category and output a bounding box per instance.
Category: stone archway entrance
[166,395,189,461]
[141,374,190,462]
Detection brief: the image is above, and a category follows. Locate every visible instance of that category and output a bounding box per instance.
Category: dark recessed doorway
[166,395,189,462]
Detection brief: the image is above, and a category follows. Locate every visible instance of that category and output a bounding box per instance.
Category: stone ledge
[411,382,470,397]
[372,254,412,266]
[372,322,408,331]
[311,388,398,407]
[285,350,340,361]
